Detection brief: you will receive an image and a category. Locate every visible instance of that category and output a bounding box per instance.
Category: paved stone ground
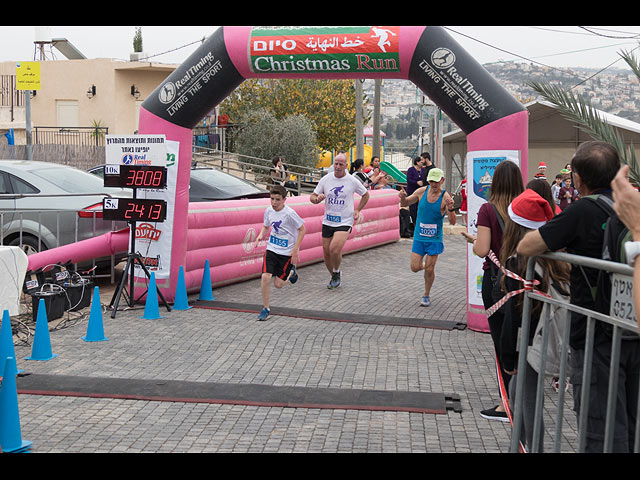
[7,234,578,453]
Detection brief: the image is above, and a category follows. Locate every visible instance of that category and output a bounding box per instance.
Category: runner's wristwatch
[625,241,640,266]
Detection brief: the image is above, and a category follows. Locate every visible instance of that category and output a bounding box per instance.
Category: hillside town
[368,62,640,139]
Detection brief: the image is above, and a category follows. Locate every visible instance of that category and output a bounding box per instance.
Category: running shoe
[257,307,270,321]
[327,271,341,289]
[289,265,298,284]
[420,295,431,307]
[480,405,509,423]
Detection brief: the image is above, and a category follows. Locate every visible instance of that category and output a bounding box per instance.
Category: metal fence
[1,200,125,287]
[192,146,325,195]
[511,251,637,453]
[33,126,109,146]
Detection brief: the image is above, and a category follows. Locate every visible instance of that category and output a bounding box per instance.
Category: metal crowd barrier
[511,251,637,453]
[0,196,124,283]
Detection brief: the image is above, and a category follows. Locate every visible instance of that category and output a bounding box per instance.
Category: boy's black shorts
[262,249,293,280]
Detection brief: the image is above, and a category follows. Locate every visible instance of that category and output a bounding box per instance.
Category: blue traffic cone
[1,310,20,377]
[173,266,191,310]
[82,287,108,342]
[198,259,215,301]
[25,299,58,361]
[0,356,32,453]
[142,272,162,320]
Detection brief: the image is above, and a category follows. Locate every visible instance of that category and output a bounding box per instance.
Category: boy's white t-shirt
[263,205,305,256]
[314,173,368,227]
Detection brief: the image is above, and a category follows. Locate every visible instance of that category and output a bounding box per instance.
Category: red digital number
[126,169,136,186]
[124,202,135,219]
[149,203,163,221]
[125,168,164,187]
[124,202,147,219]
[152,170,163,187]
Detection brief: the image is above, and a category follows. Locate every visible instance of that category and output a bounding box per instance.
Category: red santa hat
[508,189,554,229]
[538,162,547,169]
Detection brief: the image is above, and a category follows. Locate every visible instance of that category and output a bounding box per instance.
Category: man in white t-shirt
[310,153,369,288]
[254,185,306,321]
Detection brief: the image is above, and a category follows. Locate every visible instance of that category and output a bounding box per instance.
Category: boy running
[254,185,306,321]
[399,168,456,306]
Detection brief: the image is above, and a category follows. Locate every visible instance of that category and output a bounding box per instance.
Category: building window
[56,100,78,127]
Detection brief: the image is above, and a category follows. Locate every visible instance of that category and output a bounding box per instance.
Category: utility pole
[355,79,364,161]
[373,79,381,159]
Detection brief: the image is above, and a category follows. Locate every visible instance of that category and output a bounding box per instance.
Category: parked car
[0,160,130,257]
[88,164,271,202]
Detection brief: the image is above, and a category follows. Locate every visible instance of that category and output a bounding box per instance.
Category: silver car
[0,160,129,257]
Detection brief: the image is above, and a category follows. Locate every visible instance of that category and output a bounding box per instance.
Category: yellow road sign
[16,62,41,90]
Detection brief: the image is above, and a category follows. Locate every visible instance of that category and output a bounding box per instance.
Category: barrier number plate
[610,273,637,324]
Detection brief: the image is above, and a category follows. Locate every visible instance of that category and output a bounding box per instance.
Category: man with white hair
[310,153,369,288]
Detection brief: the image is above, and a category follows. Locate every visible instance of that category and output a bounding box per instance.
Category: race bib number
[326,214,342,223]
[269,234,289,248]
[419,223,437,238]
[610,273,637,324]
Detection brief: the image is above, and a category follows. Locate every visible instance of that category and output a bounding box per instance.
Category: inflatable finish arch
[139,26,528,332]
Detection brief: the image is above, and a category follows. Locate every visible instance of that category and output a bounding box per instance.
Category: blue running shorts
[411,240,444,257]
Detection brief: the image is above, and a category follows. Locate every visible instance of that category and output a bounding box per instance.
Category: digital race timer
[103,164,167,189]
[102,198,167,222]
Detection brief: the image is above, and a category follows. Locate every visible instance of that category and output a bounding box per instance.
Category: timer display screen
[102,198,167,222]
[103,165,167,189]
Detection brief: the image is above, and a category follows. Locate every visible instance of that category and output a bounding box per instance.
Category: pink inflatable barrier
[27,228,130,273]
[183,189,400,292]
[25,190,400,295]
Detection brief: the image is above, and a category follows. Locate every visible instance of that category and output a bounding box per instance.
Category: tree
[133,27,143,53]
[528,50,640,186]
[220,78,366,152]
[233,109,320,172]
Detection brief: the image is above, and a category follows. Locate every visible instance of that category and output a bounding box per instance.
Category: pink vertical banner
[465,110,529,332]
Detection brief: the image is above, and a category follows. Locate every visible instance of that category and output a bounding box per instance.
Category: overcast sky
[2,26,640,71]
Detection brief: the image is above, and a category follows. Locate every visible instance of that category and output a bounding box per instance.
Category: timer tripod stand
[108,200,171,318]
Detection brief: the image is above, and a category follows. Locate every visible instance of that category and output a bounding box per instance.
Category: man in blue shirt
[399,168,456,306]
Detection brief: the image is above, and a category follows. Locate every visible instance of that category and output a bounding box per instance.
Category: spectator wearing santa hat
[499,188,571,452]
[534,162,548,183]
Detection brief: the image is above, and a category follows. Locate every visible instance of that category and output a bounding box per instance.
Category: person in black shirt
[517,141,640,452]
[419,151,435,185]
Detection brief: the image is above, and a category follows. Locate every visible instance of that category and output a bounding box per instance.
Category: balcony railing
[33,126,109,147]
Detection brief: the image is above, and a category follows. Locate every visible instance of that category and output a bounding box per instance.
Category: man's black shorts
[321,224,352,238]
[262,249,293,279]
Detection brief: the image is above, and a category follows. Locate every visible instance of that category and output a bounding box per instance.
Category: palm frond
[528,79,640,186]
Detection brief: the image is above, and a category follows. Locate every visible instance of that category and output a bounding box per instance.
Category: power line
[445,26,638,88]
[444,27,590,80]
[571,44,640,88]
[139,38,207,61]
[578,26,640,39]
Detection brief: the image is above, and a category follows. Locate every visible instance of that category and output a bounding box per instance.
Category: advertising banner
[249,26,401,75]
[408,27,525,135]
[133,140,180,282]
[105,134,167,167]
[466,150,520,307]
